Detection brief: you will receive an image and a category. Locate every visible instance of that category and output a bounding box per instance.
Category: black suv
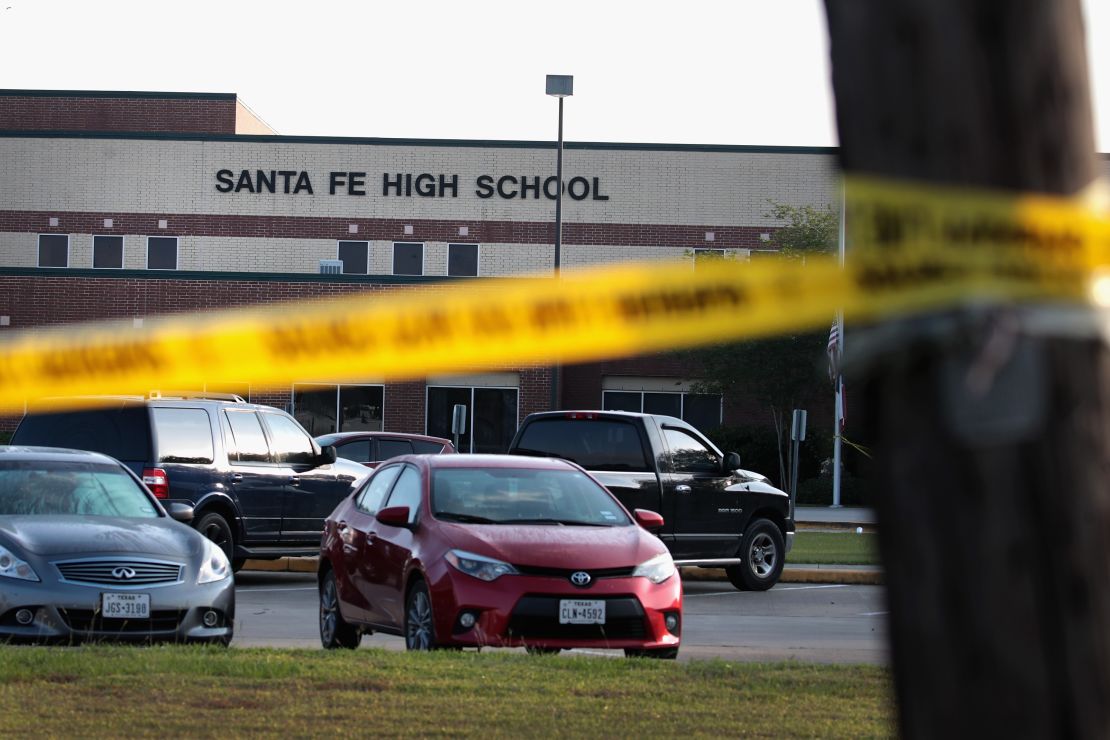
[10,394,370,569]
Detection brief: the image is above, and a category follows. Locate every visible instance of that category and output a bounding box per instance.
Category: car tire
[726,518,785,591]
[319,570,361,649]
[624,647,679,660]
[404,580,438,651]
[195,512,235,564]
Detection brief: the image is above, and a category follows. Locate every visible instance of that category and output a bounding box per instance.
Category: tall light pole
[546,74,573,411]
[546,75,573,274]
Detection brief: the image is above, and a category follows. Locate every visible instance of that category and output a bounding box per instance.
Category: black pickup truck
[508,410,794,590]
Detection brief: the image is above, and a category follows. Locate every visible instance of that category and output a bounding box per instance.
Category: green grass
[789,531,880,565]
[0,646,893,737]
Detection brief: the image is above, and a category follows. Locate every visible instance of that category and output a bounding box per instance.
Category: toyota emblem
[570,571,591,587]
[111,566,137,580]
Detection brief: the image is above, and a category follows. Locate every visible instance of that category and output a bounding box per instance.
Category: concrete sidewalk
[794,505,875,526]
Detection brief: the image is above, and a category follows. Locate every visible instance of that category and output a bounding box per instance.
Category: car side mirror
[376,505,412,529]
[315,445,338,467]
[633,508,665,531]
[167,502,194,523]
[723,452,742,472]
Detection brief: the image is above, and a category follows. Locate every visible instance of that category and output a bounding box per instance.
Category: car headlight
[0,543,39,582]
[632,552,676,584]
[445,550,518,582]
[197,539,231,584]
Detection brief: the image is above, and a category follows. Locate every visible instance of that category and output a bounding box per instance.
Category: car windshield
[431,467,631,526]
[0,461,160,518]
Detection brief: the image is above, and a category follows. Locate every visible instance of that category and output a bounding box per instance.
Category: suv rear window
[152,408,214,464]
[514,418,649,472]
[13,406,152,463]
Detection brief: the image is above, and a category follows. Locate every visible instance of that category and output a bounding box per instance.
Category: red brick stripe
[0,210,772,249]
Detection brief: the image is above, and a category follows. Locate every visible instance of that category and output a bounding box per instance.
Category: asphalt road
[233,572,888,664]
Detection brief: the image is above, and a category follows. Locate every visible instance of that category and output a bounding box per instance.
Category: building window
[93,236,124,269]
[448,243,479,277]
[293,383,384,435]
[426,385,518,453]
[602,389,722,431]
[37,234,69,268]
[337,241,368,274]
[692,249,726,269]
[147,236,178,270]
[393,242,424,276]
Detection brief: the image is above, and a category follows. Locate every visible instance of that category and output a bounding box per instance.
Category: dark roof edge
[0,266,522,284]
[0,128,839,154]
[0,89,237,101]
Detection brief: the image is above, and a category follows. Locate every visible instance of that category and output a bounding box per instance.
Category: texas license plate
[101,592,150,619]
[559,599,605,624]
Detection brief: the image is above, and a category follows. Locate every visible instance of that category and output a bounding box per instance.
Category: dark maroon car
[317,454,682,657]
[314,432,455,469]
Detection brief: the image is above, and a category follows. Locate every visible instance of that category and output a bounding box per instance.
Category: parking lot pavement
[233,572,889,664]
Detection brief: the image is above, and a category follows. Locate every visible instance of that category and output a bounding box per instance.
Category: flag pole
[832,180,846,508]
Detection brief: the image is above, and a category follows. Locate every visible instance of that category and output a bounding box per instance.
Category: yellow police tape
[1,175,1109,415]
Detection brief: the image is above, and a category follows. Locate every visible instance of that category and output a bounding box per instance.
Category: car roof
[26,395,284,414]
[315,431,452,445]
[523,409,686,426]
[0,445,121,464]
[398,454,576,471]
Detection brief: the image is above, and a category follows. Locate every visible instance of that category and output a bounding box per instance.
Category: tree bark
[823,2,1108,738]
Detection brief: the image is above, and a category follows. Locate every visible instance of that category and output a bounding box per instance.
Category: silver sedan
[0,446,235,644]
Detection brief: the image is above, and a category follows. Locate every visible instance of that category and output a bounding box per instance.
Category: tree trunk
[823,2,1109,738]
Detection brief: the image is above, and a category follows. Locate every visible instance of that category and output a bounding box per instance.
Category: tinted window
[643,392,682,418]
[338,241,368,274]
[13,406,152,462]
[225,411,270,463]
[383,466,422,523]
[263,413,316,465]
[378,439,413,459]
[603,391,641,413]
[393,242,423,275]
[448,243,478,277]
[340,385,383,432]
[473,388,518,454]
[664,428,721,473]
[38,234,68,267]
[355,465,402,513]
[152,408,214,464]
[335,440,371,463]
[427,387,471,452]
[0,460,158,518]
[294,384,337,435]
[93,235,124,269]
[413,440,446,454]
[683,394,722,431]
[432,468,630,526]
[514,418,649,472]
[147,237,177,270]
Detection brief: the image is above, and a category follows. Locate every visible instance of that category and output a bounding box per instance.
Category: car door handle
[337,521,349,532]
[675,485,693,494]
[288,476,300,486]
[231,473,243,483]
[366,531,378,543]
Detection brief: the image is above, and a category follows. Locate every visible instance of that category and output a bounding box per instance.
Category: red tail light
[142,468,169,498]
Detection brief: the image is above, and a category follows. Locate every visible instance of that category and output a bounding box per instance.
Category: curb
[243,558,883,585]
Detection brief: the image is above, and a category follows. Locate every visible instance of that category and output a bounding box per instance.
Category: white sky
[0,0,1107,150]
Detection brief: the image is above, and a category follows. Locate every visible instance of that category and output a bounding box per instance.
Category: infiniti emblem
[569,571,591,587]
[111,566,137,580]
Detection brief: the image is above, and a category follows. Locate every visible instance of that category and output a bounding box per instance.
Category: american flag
[827,319,841,384]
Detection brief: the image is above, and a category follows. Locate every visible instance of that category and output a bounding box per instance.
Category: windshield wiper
[511,518,612,527]
[435,512,500,524]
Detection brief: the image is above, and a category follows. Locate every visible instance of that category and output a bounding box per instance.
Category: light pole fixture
[545,74,572,414]
[546,74,573,274]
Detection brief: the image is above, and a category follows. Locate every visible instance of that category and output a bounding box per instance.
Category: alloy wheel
[320,577,338,645]
[406,589,434,650]
[748,532,777,578]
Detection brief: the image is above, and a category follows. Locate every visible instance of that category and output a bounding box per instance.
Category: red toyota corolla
[317,454,682,658]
